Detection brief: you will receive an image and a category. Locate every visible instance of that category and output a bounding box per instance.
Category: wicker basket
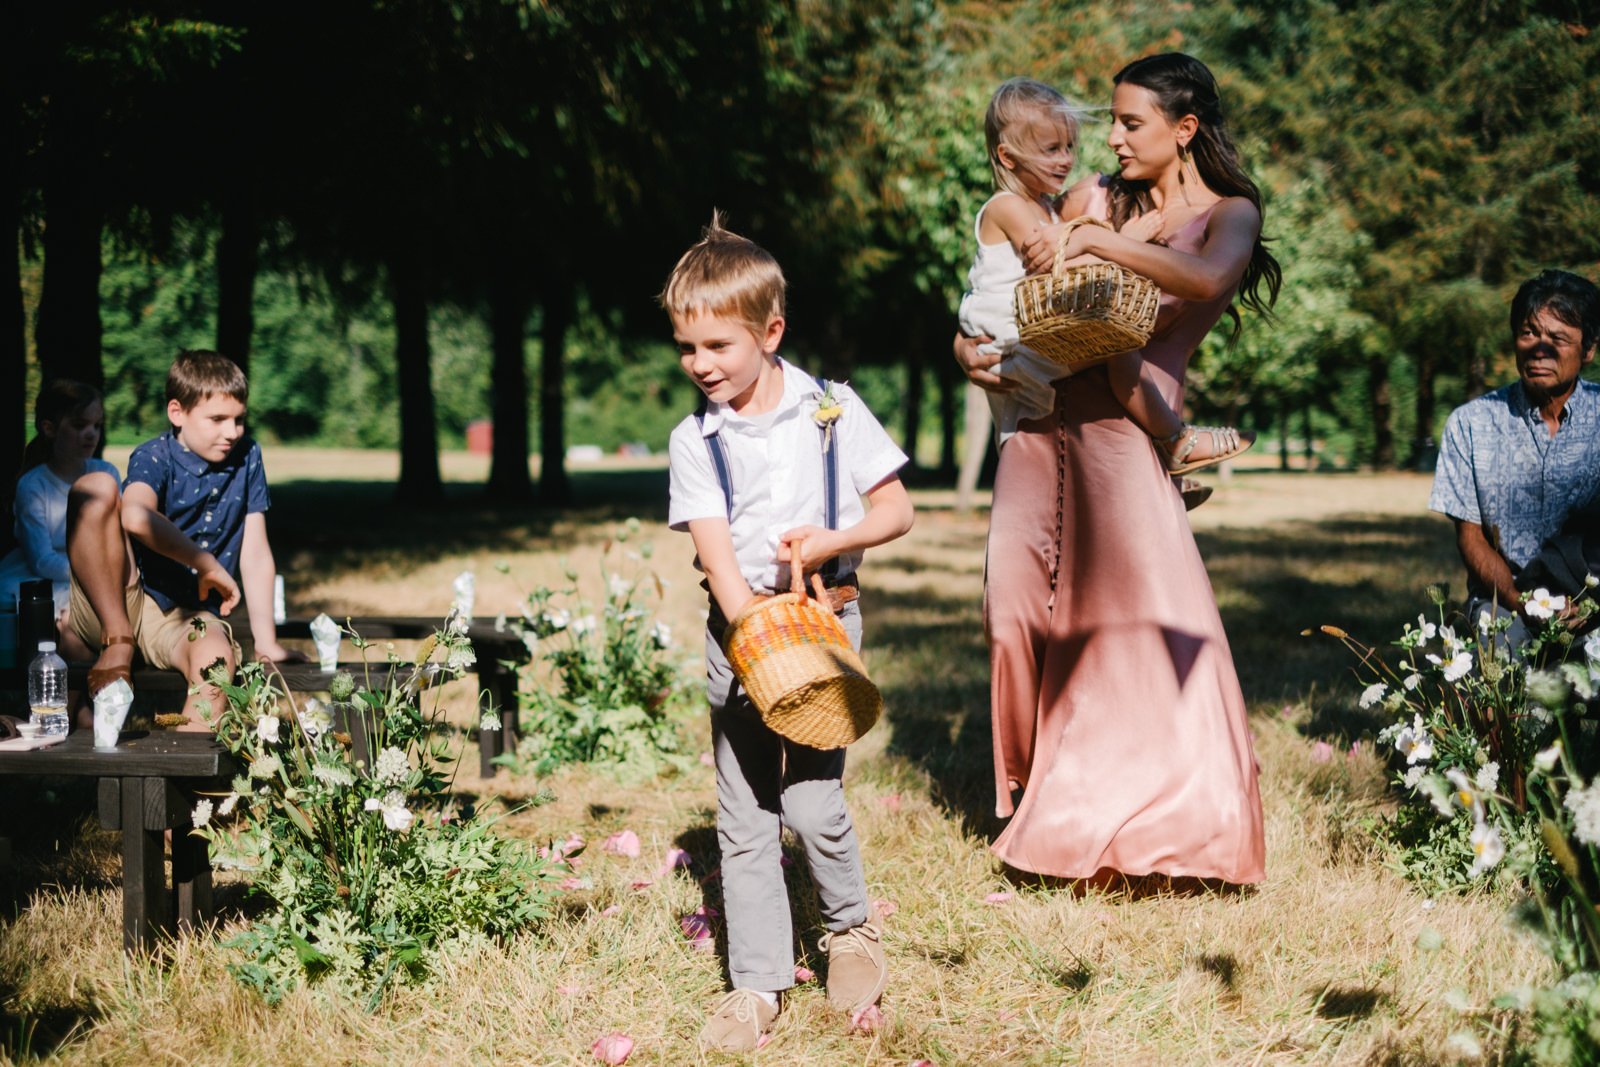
[1014,215,1162,369]
[722,559,882,750]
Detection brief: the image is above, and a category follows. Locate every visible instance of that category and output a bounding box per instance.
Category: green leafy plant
[498,519,692,780]
[192,617,564,1006]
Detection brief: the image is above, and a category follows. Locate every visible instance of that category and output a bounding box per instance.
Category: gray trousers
[705,599,871,991]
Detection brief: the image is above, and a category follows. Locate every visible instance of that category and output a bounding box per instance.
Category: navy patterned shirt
[125,431,271,612]
[1429,379,1600,595]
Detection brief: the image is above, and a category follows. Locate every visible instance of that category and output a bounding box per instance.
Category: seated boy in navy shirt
[67,350,296,727]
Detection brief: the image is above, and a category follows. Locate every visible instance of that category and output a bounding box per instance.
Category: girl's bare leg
[1105,352,1251,472]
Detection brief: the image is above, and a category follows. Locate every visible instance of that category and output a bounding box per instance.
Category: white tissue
[452,571,476,624]
[309,613,341,671]
[93,678,134,749]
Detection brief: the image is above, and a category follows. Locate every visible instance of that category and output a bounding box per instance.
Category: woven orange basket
[722,559,882,750]
[1014,215,1162,369]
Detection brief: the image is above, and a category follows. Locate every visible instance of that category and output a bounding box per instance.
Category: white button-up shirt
[668,360,907,593]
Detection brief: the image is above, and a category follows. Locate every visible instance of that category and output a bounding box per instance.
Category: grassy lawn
[0,452,1549,1064]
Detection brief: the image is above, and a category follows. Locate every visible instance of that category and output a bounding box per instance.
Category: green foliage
[500,520,692,780]
[193,621,563,1005]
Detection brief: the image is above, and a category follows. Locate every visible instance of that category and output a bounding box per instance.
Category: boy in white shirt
[663,215,914,1051]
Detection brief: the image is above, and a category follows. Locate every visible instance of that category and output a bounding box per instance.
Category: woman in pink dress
[956,53,1279,883]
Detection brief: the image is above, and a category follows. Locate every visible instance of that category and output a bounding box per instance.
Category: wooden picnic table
[0,730,234,952]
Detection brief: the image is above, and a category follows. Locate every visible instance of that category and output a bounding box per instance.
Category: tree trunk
[1411,346,1436,469]
[1368,359,1394,469]
[1303,401,1315,469]
[1279,400,1290,471]
[538,281,573,505]
[215,191,259,373]
[35,111,103,389]
[902,359,923,473]
[936,350,957,475]
[390,252,442,504]
[487,278,534,503]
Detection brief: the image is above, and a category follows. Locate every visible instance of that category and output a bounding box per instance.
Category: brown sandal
[88,634,136,696]
[1159,423,1255,476]
[1177,477,1213,511]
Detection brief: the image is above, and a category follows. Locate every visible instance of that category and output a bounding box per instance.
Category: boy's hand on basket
[777,528,842,573]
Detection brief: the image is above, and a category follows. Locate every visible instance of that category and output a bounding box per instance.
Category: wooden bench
[0,731,234,952]
[31,616,527,778]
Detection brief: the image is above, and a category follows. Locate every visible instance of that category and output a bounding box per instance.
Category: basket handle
[787,545,830,602]
[1050,215,1114,278]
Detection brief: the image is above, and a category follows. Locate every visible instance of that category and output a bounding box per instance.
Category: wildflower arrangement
[498,519,691,780]
[1324,582,1600,1061]
[193,617,564,1007]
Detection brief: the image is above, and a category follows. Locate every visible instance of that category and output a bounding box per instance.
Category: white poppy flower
[1426,650,1473,682]
[1534,742,1563,772]
[365,789,414,832]
[1395,714,1435,764]
[1584,631,1600,664]
[544,609,570,631]
[1524,588,1567,620]
[1445,768,1484,821]
[1403,672,1422,691]
[653,622,673,649]
[256,715,281,744]
[572,614,596,636]
[608,573,632,599]
[1469,820,1504,875]
[1416,615,1437,641]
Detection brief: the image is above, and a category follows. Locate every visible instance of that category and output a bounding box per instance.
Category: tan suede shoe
[819,921,887,1013]
[699,988,779,1052]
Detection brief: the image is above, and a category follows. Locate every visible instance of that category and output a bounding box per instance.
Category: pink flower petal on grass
[1310,740,1333,764]
[659,847,692,874]
[910,1061,934,1067]
[603,830,641,858]
[630,878,655,892]
[559,876,591,891]
[699,751,715,767]
[984,891,1013,906]
[563,832,587,855]
[873,899,898,919]
[794,965,815,983]
[591,1032,634,1065]
[850,1003,883,1033]
[878,793,901,812]
[599,904,622,917]
[680,906,717,951]
[557,983,584,997]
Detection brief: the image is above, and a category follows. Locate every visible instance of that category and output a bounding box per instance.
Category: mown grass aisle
[0,463,1552,1064]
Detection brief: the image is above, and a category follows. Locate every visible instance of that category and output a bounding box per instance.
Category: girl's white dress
[957,192,1065,445]
[0,459,120,612]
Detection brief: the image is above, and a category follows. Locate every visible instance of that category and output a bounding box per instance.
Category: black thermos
[17,579,57,666]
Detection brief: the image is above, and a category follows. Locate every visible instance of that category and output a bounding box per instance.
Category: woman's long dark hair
[1107,53,1281,336]
[19,379,101,475]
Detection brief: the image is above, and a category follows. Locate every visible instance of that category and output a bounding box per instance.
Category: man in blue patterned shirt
[1429,270,1600,625]
[66,350,297,726]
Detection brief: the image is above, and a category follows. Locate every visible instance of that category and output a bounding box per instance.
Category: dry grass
[0,454,1551,1065]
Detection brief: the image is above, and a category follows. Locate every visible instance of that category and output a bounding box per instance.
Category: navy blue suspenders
[699,381,843,586]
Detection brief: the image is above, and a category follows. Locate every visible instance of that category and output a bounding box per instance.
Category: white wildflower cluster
[1359,682,1388,709]
[479,711,503,733]
[447,643,476,672]
[653,622,673,650]
[544,609,571,631]
[312,760,355,787]
[374,746,410,786]
[192,798,215,828]
[571,614,597,636]
[1564,778,1600,846]
[250,753,283,779]
[608,572,632,600]
[1474,761,1499,793]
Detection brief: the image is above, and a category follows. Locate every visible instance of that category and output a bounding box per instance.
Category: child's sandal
[1159,423,1254,476]
[87,634,136,696]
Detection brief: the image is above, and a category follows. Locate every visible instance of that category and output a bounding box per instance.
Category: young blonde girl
[957,77,1250,472]
[0,380,117,657]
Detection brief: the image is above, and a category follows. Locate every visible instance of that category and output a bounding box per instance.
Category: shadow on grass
[266,467,671,576]
[868,513,1460,837]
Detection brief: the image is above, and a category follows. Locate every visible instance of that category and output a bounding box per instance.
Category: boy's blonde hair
[168,349,248,411]
[658,211,786,339]
[985,77,1081,197]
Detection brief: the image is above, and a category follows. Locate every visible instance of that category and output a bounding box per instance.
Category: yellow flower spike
[1543,818,1581,879]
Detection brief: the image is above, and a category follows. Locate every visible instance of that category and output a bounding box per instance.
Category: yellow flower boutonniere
[813,381,844,447]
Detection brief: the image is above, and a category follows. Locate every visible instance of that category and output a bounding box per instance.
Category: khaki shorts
[68,572,236,673]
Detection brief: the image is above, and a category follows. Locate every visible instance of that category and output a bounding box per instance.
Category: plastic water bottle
[28,641,69,736]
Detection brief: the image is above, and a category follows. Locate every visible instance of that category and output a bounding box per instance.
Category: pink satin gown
[984,191,1266,883]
